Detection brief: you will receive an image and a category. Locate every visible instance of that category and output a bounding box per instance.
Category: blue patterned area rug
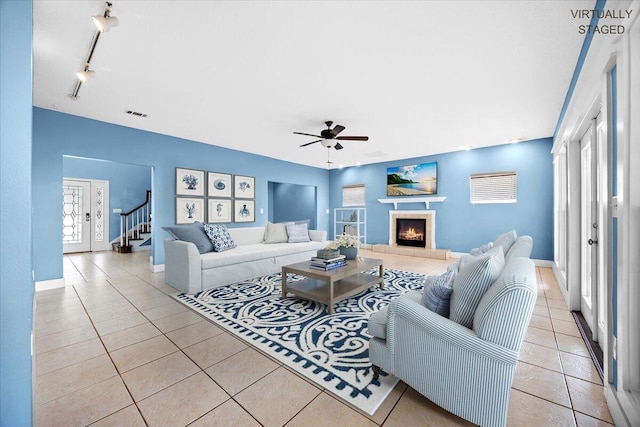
[173,268,425,415]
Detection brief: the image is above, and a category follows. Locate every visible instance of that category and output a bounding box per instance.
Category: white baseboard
[35,278,65,292]
[532,259,554,267]
[551,262,567,288]
[151,263,164,273]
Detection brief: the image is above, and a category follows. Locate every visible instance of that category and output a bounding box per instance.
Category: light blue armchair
[368,255,537,427]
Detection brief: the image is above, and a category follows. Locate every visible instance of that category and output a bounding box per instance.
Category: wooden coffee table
[281,257,384,314]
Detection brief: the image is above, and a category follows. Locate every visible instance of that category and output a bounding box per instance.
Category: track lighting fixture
[70,2,118,99]
[92,14,119,32]
[76,64,95,83]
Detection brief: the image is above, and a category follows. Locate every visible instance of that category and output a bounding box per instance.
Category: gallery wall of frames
[175,167,255,224]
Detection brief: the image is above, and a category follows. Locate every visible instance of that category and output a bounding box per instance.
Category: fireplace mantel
[378,196,446,209]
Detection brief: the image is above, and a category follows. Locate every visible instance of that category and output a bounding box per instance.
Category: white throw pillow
[470,241,493,256]
[286,223,310,243]
[493,230,517,256]
[263,221,289,243]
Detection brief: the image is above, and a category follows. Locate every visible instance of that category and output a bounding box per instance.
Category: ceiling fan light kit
[294,120,369,150]
[71,2,118,100]
[294,121,369,168]
[321,140,341,149]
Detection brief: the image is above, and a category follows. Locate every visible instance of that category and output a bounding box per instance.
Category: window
[554,150,567,273]
[342,184,365,207]
[470,171,517,204]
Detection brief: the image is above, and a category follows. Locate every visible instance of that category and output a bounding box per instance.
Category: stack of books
[309,254,347,271]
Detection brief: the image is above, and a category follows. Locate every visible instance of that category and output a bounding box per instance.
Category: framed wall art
[208,172,232,198]
[176,167,205,196]
[208,199,232,223]
[386,162,437,196]
[176,197,205,224]
[234,175,255,199]
[234,200,255,222]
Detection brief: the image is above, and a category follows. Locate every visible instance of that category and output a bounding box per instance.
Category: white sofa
[164,226,326,294]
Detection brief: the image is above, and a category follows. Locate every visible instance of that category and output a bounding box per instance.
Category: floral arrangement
[330,233,360,249]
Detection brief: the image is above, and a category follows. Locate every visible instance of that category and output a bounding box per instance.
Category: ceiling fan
[294,121,369,150]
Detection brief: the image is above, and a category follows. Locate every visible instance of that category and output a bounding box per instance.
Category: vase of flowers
[331,234,360,260]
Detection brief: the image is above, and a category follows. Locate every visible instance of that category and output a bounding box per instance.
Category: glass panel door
[580,126,599,339]
[62,179,91,253]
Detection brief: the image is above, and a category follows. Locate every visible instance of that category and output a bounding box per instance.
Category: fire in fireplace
[396,218,426,248]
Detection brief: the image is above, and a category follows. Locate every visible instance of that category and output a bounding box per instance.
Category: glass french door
[580,120,604,342]
[62,179,109,253]
[63,180,91,253]
[580,125,597,336]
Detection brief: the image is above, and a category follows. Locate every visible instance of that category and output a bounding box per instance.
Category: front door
[62,179,110,253]
[63,179,91,253]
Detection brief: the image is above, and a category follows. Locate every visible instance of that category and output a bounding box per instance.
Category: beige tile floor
[34,249,614,426]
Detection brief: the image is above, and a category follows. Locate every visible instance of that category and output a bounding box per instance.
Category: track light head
[76,68,96,83]
[92,14,119,32]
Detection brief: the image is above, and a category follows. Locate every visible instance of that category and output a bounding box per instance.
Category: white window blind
[342,184,365,207]
[470,171,517,204]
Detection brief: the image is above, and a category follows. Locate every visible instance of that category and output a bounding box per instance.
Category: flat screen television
[387,162,437,196]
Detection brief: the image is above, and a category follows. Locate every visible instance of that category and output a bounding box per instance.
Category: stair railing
[119,190,152,249]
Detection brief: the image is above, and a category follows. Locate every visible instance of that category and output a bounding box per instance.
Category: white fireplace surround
[389,210,436,249]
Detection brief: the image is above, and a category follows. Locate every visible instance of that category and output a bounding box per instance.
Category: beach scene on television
[387,162,437,196]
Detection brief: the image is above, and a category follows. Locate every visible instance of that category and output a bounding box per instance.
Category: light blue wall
[33,106,554,284]
[270,182,317,229]
[63,157,152,241]
[0,0,33,424]
[329,138,554,260]
[32,108,331,281]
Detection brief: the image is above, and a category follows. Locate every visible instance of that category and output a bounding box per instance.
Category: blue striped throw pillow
[449,246,505,328]
[421,269,456,317]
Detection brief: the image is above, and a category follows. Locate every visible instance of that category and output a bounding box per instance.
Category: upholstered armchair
[368,255,537,427]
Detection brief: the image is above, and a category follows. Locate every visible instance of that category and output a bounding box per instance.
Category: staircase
[112,190,152,253]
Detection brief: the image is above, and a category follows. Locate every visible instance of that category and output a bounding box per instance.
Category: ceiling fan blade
[300,139,322,147]
[329,125,345,137]
[294,132,324,138]
[334,142,344,150]
[336,136,369,141]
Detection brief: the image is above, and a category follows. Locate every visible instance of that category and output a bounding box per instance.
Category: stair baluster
[115,190,151,253]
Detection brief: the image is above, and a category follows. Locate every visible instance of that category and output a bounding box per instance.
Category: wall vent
[125,110,148,118]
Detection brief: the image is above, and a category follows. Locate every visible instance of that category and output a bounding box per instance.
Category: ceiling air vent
[125,110,148,118]
[363,151,387,158]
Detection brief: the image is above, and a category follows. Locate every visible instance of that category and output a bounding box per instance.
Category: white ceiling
[33,0,590,169]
